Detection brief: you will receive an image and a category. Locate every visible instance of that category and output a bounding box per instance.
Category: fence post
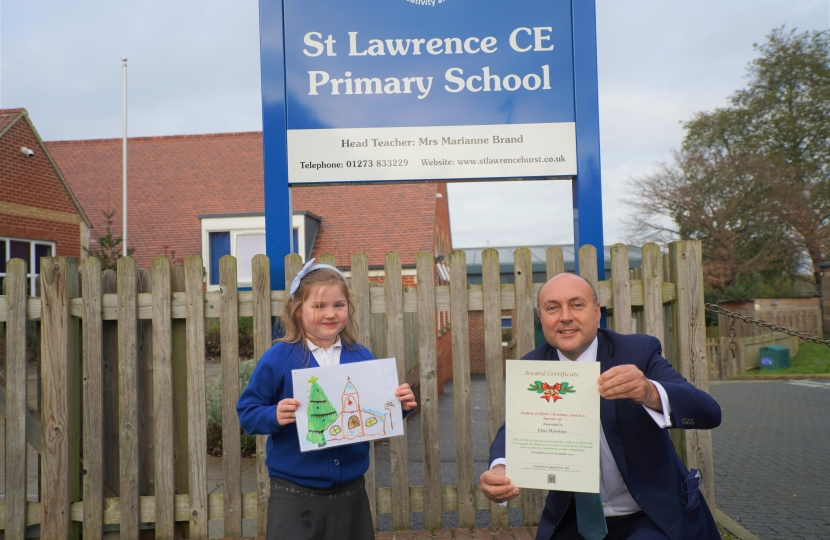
[718,337,729,379]
[220,255,243,536]
[285,254,304,289]
[416,250,442,530]
[546,246,565,278]
[578,245,599,289]
[482,248,507,527]
[252,254,273,535]
[185,256,208,538]
[317,252,336,267]
[40,256,81,540]
[117,257,140,539]
[385,251,411,530]
[81,257,104,540]
[668,241,716,510]
[152,257,175,540]
[610,244,632,334]
[349,252,377,527]
[513,247,544,525]
[642,244,664,346]
[449,249,475,528]
[5,259,28,540]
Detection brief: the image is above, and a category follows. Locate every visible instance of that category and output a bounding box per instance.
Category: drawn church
[327,378,393,441]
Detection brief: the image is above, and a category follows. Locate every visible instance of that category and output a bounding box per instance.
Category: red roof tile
[46,132,443,269]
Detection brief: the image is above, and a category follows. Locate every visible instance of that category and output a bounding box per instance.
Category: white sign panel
[287,122,576,183]
[292,358,404,452]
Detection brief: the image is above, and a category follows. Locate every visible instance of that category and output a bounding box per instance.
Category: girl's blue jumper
[237,341,377,490]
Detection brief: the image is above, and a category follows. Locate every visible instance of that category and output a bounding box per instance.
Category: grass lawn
[718,523,739,539]
[738,341,830,376]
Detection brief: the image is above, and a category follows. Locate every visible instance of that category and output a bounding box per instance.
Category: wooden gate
[0,241,713,539]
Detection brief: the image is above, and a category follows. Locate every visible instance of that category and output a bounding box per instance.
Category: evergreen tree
[306,376,337,446]
[85,209,136,271]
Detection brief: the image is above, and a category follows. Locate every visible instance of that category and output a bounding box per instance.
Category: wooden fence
[0,241,714,539]
[716,308,823,341]
[707,333,799,378]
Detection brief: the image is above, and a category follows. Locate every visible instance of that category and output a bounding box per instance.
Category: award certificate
[505,360,601,493]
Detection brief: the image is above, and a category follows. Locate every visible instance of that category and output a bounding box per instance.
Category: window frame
[201,215,266,291]
[200,214,313,291]
[0,236,56,296]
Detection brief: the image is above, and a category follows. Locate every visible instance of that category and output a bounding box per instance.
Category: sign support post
[571,0,605,277]
[259,0,292,289]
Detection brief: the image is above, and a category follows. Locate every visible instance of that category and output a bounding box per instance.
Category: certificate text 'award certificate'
[505,360,601,493]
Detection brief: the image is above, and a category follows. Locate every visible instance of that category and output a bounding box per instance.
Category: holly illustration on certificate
[292,357,404,452]
[505,360,601,493]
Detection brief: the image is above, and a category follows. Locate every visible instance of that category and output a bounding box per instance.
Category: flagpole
[122,57,128,257]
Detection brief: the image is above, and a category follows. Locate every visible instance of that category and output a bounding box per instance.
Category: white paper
[292,358,404,452]
[505,360,601,493]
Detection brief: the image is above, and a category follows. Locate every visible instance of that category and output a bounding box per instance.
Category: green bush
[205,316,255,360]
[206,358,257,456]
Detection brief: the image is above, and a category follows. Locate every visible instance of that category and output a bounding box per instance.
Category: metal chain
[704,303,830,359]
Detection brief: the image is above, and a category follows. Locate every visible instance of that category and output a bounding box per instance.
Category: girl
[237,259,417,540]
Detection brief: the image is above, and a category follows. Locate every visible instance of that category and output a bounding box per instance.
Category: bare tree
[625,27,829,294]
[624,150,801,291]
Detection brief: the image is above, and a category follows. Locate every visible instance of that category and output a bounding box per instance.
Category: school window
[501,315,513,346]
[200,214,265,289]
[200,211,320,290]
[0,237,55,296]
[208,232,231,286]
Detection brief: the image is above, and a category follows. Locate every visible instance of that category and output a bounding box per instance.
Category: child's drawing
[292,358,404,452]
[305,376,337,446]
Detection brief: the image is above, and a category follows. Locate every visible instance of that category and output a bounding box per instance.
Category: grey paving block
[710,380,830,539]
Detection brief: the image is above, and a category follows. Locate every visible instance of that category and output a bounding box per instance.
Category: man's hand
[479,465,520,503]
[276,398,301,425]
[396,384,417,411]
[597,365,662,411]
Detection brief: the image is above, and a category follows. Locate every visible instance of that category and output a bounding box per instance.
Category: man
[480,273,721,540]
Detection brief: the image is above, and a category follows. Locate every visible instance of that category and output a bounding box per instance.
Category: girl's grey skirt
[267,475,374,540]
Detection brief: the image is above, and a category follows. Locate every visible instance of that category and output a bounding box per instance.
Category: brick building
[46,131,453,390]
[0,109,90,295]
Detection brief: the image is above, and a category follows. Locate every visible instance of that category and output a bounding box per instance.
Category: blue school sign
[260,0,604,287]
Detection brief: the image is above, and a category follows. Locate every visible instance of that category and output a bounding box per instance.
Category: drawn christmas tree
[306,376,338,446]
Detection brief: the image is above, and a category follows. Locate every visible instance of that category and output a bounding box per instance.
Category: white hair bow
[289,258,347,298]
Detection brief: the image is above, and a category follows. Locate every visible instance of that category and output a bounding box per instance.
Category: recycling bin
[759,344,790,370]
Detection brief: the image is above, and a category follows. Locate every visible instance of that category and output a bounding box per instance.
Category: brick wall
[367,274,417,286]
[0,216,80,259]
[435,328,453,395]
[468,309,512,374]
[1,116,83,259]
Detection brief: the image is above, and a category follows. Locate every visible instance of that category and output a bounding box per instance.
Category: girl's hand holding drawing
[277,398,301,425]
[396,384,417,411]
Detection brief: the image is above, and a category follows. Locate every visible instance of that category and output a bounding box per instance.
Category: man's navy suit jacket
[489,329,722,540]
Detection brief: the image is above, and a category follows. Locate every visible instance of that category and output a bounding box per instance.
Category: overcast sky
[2,1,828,249]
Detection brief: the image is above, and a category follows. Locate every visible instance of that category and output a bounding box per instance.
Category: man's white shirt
[491,336,672,516]
[307,337,342,367]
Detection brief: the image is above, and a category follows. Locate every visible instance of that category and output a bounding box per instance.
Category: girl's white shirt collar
[306,336,342,367]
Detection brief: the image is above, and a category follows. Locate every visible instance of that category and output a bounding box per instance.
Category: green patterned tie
[574,492,608,540]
